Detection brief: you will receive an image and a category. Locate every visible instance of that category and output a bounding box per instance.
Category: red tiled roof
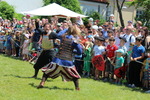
[91,0,108,2]
[83,0,109,3]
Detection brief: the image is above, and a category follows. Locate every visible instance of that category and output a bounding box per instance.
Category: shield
[92,55,105,71]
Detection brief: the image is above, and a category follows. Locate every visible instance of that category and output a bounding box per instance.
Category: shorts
[105,59,114,73]
[143,71,149,80]
[0,43,4,49]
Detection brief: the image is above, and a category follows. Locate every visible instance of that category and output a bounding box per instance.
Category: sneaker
[127,84,132,87]
[76,87,80,91]
[103,78,108,82]
[114,82,117,85]
[109,79,114,83]
[131,84,136,88]
[118,81,122,85]
[31,75,37,79]
[31,61,35,65]
[37,85,44,89]
[145,90,150,93]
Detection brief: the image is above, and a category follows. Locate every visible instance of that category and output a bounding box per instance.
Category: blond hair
[67,25,81,36]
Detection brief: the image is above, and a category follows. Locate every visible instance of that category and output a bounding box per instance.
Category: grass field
[0,54,150,100]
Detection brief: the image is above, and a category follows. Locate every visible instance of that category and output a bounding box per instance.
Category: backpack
[123,34,133,43]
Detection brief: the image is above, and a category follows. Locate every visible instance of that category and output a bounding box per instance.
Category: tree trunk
[116,0,125,28]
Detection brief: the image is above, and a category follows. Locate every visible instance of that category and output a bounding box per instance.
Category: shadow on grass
[1,54,23,61]
[88,78,146,93]
[29,83,74,91]
[3,74,52,82]
[121,86,144,93]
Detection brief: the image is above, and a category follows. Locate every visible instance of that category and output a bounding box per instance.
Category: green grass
[0,54,150,100]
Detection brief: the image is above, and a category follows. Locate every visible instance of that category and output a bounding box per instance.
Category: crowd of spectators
[0,14,150,93]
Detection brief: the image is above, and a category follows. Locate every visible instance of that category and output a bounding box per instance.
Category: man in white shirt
[121,28,135,50]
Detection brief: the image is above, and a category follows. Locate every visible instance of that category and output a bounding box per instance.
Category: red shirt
[106,44,118,59]
[80,38,87,46]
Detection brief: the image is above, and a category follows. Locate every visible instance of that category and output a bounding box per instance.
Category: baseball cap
[119,37,127,42]
[136,36,143,41]
[128,21,132,23]
[91,25,98,31]
[87,35,93,38]
[94,36,105,41]
[110,14,114,17]
[57,23,62,27]
[88,18,93,21]
[26,14,30,17]
[116,49,124,54]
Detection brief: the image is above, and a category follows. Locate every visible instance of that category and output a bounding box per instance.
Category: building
[109,0,137,26]
[79,0,110,20]
[1,0,143,26]
[79,0,142,26]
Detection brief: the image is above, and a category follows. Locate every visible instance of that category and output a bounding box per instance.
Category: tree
[0,1,15,20]
[116,0,126,28]
[127,0,150,28]
[87,11,106,25]
[43,0,82,14]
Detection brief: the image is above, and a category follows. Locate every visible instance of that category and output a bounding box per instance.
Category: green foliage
[114,22,119,27]
[0,1,15,20]
[127,0,150,29]
[0,54,150,100]
[31,16,41,20]
[43,0,82,14]
[14,13,24,20]
[83,11,106,26]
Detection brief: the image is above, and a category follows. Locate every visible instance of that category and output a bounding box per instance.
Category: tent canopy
[22,3,87,18]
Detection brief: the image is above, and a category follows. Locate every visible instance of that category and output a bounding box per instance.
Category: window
[136,10,143,19]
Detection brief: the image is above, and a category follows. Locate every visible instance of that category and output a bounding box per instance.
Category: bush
[0,1,15,20]
[14,13,24,20]
[83,11,106,26]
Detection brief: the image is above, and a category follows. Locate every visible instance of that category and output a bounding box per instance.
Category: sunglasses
[109,39,115,41]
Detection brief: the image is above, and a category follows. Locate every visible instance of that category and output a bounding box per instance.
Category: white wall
[79,0,113,20]
[2,0,43,13]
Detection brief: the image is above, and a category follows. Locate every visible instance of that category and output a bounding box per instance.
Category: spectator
[121,28,135,50]
[128,36,145,87]
[104,36,118,82]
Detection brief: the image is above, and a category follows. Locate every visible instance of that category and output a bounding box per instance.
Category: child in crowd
[119,37,127,53]
[128,36,145,87]
[4,30,12,56]
[11,33,16,56]
[127,43,135,64]
[114,49,125,85]
[0,31,5,53]
[114,28,121,47]
[28,49,38,65]
[118,37,128,83]
[126,43,134,83]
[104,36,118,82]
[104,30,114,47]
[21,34,30,61]
[82,41,93,77]
[141,49,150,92]
[92,37,105,80]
